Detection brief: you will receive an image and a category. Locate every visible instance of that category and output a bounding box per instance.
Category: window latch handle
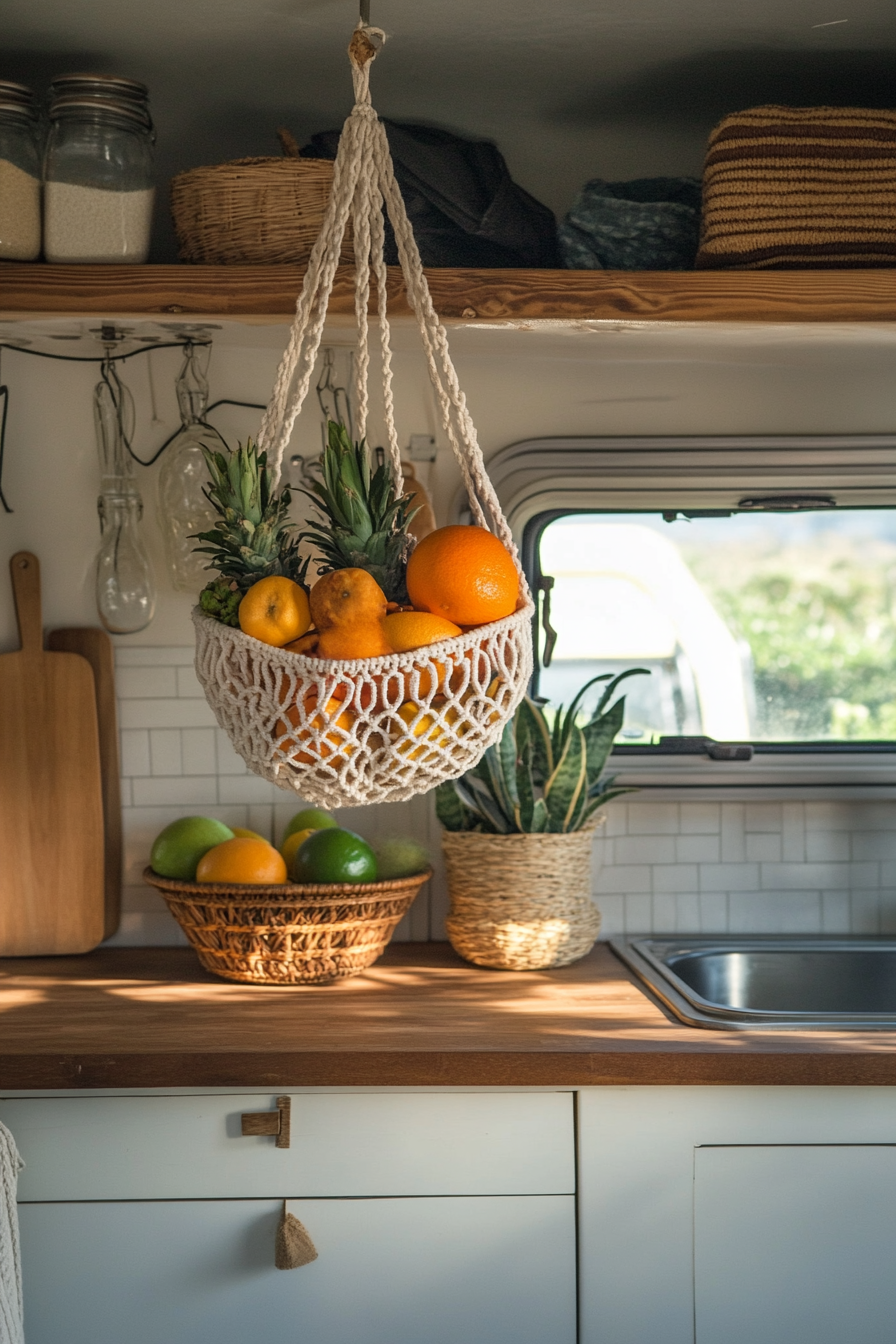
[538,575,558,667]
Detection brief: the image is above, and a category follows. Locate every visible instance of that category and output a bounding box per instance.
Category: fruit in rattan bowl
[143,866,431,986]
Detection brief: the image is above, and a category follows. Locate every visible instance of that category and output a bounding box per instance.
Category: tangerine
[239,576,311,647]
[405,525,519,626]
[195,837,287,885]
[383,610,461,651]
[310,569,392,659]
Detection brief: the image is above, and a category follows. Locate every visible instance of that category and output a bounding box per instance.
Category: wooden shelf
[1,263,895,324]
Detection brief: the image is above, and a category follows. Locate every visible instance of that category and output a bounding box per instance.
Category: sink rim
[610,935,896,1031]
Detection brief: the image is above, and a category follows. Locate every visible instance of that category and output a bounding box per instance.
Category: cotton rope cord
[193,20,534,807]
[0,1122,23,1344]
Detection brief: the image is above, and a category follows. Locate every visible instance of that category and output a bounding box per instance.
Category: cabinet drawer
[19,1195,576,1344]
[0,1091,574,1200]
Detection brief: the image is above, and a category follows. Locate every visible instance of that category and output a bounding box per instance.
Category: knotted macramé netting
[193,21,534,808]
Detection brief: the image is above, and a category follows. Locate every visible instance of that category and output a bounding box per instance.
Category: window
[533,507,896,746]
[481,434,896,789]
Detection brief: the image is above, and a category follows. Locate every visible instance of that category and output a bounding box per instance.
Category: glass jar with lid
[0,81,41,260]
[44,77,155,264]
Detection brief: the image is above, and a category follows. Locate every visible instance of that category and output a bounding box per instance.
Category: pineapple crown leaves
[435,668,650,835]
[297,420,420,604]
[192,439,310,594]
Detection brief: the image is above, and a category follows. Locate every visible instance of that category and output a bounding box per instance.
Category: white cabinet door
[19,1194,576,1344]
[695,1145,896,1344]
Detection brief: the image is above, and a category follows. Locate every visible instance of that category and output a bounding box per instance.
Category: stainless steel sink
[610,936,896,1029]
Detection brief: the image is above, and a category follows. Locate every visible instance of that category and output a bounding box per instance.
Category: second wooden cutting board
[0,552,105,955]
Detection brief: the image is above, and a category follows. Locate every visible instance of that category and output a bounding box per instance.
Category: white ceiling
[5,0,896,259]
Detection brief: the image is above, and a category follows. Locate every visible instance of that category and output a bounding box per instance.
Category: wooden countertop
[1,943,895,1089]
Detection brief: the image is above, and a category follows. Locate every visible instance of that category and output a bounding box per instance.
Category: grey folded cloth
[559,177,702,270]
[0,1123,23,1344]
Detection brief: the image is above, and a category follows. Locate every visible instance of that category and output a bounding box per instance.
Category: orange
[383,611,461,651]
[274,692,356,766]
[231,826,267,842]
[239,576,311,647]
[406,525,519,626]
[394,701,464,759]
[310,569,393,660]
[195,837,287,885]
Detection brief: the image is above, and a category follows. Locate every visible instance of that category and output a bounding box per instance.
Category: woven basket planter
[170,157,354,264]
[442,825,602,971]
[143,865,430,985]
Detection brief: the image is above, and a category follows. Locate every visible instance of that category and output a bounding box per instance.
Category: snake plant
[436,669,648,834]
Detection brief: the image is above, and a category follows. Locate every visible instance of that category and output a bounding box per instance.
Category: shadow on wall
[553,46,896,125]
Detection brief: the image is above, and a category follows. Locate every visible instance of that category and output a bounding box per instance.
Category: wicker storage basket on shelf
[170,156,354,264]
[443,825,602,971]
[144,866,431,985]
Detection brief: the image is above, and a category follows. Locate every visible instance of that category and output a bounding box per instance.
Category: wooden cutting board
[0,552,105,954]
[47,626,121,941]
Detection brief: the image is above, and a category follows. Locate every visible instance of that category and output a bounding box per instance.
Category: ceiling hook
[360,0,370,24]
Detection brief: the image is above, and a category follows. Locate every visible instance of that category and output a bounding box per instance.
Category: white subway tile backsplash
[614,835,676,865]
[110,645,896,947]
[675,834,720,864]
[652,864,698,894]
[720,804,746,863]
[176,665,205,698]
[115,646,195,667]
[699,863,759,892]
[626,803,679,835]
[149,729,182,777]
[116,666,179,699]
[729,891,821,934]
[218,775,280,805]
[120,699,217,729]
[120,729,151,778]
[745,833,782,863]
[744,802,782,833]
[806,830,851,863]
[132,776,218,807]
[181,727,217,776]
[679,803,720,835]
[596,865,652,895]
[782,802,806,861]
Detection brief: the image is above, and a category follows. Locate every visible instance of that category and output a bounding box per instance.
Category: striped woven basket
[696,105,896,269]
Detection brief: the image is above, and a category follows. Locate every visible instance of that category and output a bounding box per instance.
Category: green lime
[282,807,339,844]
[291,827,378,885]
[373,837,430,879]
[150,816,235,880]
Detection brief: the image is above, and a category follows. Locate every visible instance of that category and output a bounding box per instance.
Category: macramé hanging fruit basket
[193,20,534,809]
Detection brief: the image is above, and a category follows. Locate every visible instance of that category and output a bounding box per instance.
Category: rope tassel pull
[275,1202,319,1270]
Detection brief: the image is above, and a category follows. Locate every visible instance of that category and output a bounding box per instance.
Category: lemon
[280,827,316,871]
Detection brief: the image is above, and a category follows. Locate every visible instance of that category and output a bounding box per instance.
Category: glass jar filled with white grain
[44,86,155,263]
[0,82,41,260]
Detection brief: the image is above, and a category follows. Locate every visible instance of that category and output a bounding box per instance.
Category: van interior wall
[2,321,896,944]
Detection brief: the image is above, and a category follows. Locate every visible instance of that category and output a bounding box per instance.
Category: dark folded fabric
[302,121,560,269]
[559,177,702,270]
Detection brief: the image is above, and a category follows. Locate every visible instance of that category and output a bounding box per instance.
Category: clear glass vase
[157,344,221,593]
[96,486,156,633]
[93,361,156,633]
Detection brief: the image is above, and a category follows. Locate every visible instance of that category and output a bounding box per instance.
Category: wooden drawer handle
[240,1095,290,1148]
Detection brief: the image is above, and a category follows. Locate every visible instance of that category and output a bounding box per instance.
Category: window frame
[476,434,896,797]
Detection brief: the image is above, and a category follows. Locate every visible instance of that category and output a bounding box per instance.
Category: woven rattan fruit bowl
[143,866,431,985]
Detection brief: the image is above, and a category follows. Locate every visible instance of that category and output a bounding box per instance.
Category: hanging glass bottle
[157,342,222,592]
[94,358,156,633]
